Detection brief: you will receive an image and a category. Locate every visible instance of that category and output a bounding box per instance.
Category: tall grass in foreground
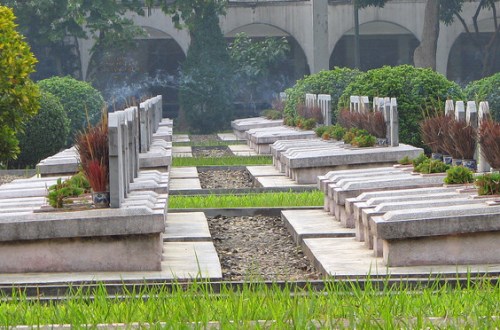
[1,279,499,328]
[169,191,324,208]
[172,156,272,167]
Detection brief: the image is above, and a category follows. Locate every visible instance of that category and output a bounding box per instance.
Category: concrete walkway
[282,209,500,278]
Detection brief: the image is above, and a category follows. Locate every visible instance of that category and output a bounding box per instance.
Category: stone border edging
[169,186,318,195]
[169,206,323,217]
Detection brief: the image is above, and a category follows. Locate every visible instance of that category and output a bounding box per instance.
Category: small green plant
[412,153,429,168]
[351,134,376,147]
[321,131,331,140]
[398,155,413,165]
[47,177,85,208]
[475,172,500,195]
[444,166,474,184]
[343,128,369,144]
[260,109,282,120]
[330,124,346,141]
[314,126,328,137]
[414,159,450,174]
[301,118,317,130]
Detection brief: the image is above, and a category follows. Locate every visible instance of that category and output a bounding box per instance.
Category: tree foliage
[465,72,500,121]
[162,0,232,133]
[0,6,40,164]
[229,32,290,109]
[13,91,70,168]
[2,0,146,80]
[338,65,464,148]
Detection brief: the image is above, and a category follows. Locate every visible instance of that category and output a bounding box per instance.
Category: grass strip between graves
[0,278,499,327]
[172,156,272,167]
[169,190,324,208]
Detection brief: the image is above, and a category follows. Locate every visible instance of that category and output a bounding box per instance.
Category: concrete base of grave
[0,207,165,273]
[0,234,163,272]
[383,231,500,267]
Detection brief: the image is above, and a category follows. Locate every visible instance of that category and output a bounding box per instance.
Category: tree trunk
[413,0,440,70]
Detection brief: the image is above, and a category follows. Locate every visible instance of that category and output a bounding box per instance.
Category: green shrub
[321,131,331,140]
[284,67,362,122]
[412,153,429,168]
[0,6,40,163]
[465,72,500,121]
[351,134,376,147]
[475,172,500,195]
[414,159,450,174]
[338,65,463,148]
[444,166,474,185]
[398,155,413,165]
[13,91,70,168]
[37,76,104,146]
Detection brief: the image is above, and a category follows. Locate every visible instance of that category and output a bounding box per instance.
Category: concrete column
[311,0,329,73]
[477,102,490,173]
[390,98,399,147]
[455,101,465,122]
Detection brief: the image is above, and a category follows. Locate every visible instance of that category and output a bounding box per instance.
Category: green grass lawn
[1,279,498,328]
[172,155,272,167]
[169,190,324,208]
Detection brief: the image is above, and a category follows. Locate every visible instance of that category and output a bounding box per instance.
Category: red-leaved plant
[478,119,500,169]
[75,116,109,193]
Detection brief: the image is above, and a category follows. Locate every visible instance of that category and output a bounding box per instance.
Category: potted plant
[75,116,109,208]
[447,119,477,170]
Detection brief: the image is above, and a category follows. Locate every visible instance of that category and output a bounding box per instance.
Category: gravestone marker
[478,101,491,173]
[318,94,332,125]
[445,99,454,117]
[455,101,466,122]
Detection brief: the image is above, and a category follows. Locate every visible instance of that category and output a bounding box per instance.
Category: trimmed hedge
[14,91,70,168]
[284,67,362,122]
[37,76,104,145]
[338,65,463,148]
[465,72,500,121]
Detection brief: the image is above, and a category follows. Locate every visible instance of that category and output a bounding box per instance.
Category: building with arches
[78,0,499,114]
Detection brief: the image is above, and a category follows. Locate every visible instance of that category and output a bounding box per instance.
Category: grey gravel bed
[198,169,255,189]
[208,215,322,281]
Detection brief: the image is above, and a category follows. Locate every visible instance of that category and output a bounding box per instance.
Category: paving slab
[169,178,202,190]
[218,133,242,141]
[228,145,257,156]
[281,209,355,245]
[247,165,285,177]
[165,212,211,242]
[302,237,500,278]
[162,241,222,280]
[173,134,190,143]
[256,176,309,188]
[169,167,199,179]
[172,146,193,157]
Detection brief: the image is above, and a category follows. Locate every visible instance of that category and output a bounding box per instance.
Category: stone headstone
[390,98,399,147]
[350,95,358,112]
[455,101,466,122]
[360,96,370,114]
[305,93,317,109]
[445,99,454,117]
[318,94,332,125]
[109,111,126,208]
[478,101,491,173]
[384,97,391,142]
[466,101,478,128]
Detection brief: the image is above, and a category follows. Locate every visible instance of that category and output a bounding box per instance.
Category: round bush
[14,91,70,168]
[284,67,362,122]
[338,65,463,148]
[465,72,500,121]
[37,76,104,145]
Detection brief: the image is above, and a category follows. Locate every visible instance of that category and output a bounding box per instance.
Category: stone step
[164,212,212,242]
[169,167,198,179]
[302,237,500,278]
[169,178,202,190]
[281,209,355,245]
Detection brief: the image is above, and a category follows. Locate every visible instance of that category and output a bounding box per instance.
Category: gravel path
[198,169,255,189]
[208,215,322,281]
[192,146,232,157]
